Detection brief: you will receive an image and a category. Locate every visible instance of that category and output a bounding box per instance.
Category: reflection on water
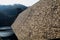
[0,26,14,37]
[1,34,18,40]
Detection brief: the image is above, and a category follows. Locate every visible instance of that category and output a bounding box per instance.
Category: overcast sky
[0,0,39,7]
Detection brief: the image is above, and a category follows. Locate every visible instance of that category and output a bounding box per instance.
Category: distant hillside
[0,4,27,26]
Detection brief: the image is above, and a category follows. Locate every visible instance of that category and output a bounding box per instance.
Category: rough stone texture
[12,0,60,40]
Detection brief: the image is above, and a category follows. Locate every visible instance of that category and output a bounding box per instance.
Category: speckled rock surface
[12,0,60,40]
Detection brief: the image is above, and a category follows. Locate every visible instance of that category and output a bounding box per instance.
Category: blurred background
[0,0,39,40]
[0,0,39,7]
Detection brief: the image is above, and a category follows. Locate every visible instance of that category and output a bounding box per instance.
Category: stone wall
[12,0,60,40]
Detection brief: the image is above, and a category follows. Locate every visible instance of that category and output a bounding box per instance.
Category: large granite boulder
[12,0,60,40]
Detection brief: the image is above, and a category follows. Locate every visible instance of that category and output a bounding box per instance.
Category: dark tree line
[0,4,27,26]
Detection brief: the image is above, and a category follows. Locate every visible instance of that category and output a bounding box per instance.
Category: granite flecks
[12,0,60,40]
